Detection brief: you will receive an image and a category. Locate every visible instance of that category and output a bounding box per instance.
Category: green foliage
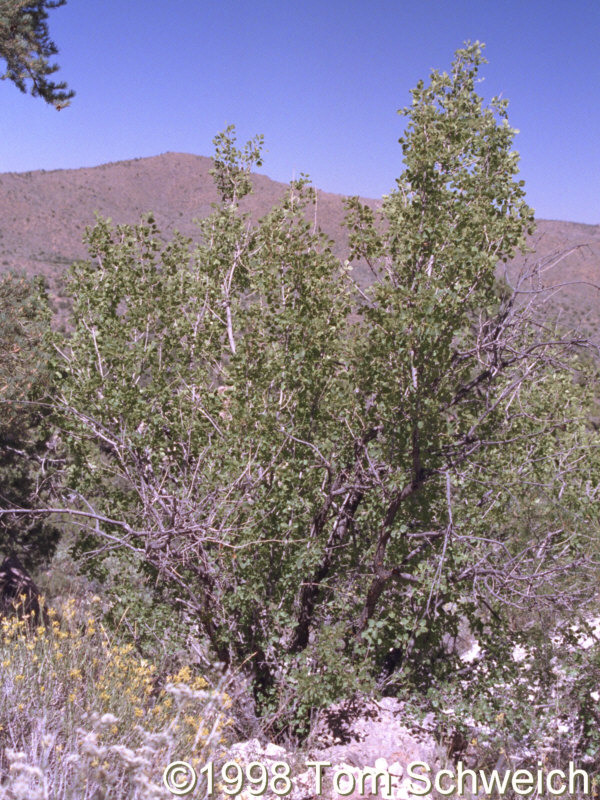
[0,272,61,568]
[0,273,51,412]
[0,0,73,107]
[52,44,599,734]
[210,124,264,204]
[410,616,600,775]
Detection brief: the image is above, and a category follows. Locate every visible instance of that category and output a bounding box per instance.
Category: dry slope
[0,152,598,334]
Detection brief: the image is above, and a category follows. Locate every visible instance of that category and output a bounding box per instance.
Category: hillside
[0,152,599,334]
[0,152,373,282]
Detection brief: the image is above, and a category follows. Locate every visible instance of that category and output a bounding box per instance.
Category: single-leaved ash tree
[5,43,599,729]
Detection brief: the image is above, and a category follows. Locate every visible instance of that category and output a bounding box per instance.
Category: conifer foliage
[0,0,73,107]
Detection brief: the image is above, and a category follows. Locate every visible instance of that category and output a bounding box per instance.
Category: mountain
[0,152,372,278]
[0,152,598,335]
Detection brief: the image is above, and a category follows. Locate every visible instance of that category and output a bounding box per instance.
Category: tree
[0,0,73,107]
[9,43,598,728]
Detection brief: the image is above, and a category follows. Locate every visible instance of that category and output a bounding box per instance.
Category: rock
[388,761,404,778]
[310,696,439,767]
[263,742,287,759]
[227,696,438,800]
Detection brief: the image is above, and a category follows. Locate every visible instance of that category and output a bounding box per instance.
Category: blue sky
[1,0,598,223]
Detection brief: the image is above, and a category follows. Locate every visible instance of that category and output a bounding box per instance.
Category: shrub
[20,43,600,733]
[0,598,233,798]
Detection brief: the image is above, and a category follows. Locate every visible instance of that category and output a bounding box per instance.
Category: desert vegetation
[2,40,600,797]
[0,596,232,798]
